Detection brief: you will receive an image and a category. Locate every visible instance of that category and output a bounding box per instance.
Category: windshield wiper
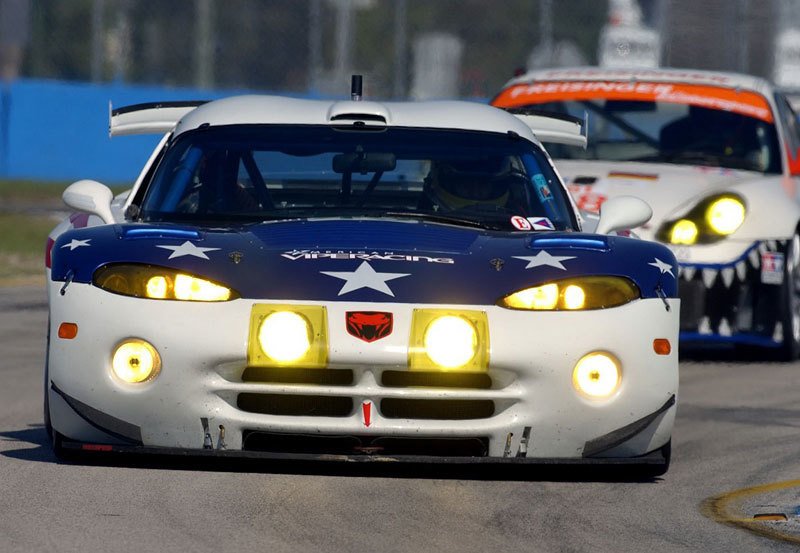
[381,211,495,230]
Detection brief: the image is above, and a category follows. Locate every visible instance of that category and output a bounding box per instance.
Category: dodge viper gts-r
[45,87,678,474]
[494,67,800,359]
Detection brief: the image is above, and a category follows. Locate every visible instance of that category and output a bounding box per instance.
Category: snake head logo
[346,311,393,343]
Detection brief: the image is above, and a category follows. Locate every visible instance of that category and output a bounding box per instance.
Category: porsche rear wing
[505,109,588,148]
[109,101,208,137]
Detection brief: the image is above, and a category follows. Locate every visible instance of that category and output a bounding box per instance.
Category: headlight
[658,194,746,245]
[94,264,237,301]
[111,339,161,383]
[247,305,328,368]
[572,352,620,399]
[499,276,640,310]
[705,197,745,235]
[409,309,489,372]
[669,219,698,245]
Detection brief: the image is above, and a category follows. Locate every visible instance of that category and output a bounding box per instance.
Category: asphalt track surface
[3,285,800,552]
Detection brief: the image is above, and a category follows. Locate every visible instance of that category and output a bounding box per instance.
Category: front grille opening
[241,367,354,386]
[242,431,489,457]
[382,370,492,389]
[380,398,495,420]
[237,393,353,417]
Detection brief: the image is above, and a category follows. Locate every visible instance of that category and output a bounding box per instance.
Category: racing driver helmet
[425,157,512,210]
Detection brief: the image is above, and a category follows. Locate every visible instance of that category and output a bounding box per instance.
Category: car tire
[637,440,671,479]
[43,316,52,437]
[778,234,800,361]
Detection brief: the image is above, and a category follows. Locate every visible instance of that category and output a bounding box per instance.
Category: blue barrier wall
[0,79,301,184]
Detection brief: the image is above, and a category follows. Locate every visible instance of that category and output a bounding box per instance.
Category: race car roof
[171,95,538,140]
[503,66,774,96]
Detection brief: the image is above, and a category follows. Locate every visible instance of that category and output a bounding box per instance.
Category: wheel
[778,234,800,361]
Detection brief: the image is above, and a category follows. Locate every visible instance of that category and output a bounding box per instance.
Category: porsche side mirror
[595,196,652,235]
[62,179,115,224]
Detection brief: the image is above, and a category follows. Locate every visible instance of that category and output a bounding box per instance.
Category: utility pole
[334,0,355,89]
[540,0,553,66]
[737,0,749,73]
[393,0,407,99]
[91,0,104,82]
[308,0,322,94]
[195,0,214,88]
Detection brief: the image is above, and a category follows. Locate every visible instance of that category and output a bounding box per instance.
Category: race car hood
[51,219,677,305]
[557,160,786,241]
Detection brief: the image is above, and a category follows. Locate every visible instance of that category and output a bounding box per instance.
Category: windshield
[138,125,577,231]
[495,84,782,174]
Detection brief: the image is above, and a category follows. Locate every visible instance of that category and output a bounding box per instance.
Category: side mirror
[62,179,115,224]
[595,196,652,235]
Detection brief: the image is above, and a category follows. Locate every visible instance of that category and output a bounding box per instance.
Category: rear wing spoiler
[505,109,588,148]
[109,101,208,137]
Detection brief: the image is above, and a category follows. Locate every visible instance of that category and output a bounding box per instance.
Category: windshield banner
[494,81,774,123]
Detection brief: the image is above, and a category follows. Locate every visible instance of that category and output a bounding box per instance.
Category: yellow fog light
[572,352,620,399]
[670,219,698,245]
[706,197,745,235]
[423,316,477,369]
[111,339,161,383]
[409,309,489,372]
[248,304,328,368]
[259,311,311,363]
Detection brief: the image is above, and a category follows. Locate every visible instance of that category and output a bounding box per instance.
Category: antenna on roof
[351,74,363,101]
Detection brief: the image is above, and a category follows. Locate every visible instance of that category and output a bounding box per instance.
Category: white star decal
[649,257,675,278]
[156,240,220,260]
[61,239,91,250]
[513,250,576,270]
[321,261,410,297]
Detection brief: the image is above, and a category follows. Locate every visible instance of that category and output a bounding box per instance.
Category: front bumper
[48,281,678,462]
[677,240,786,347]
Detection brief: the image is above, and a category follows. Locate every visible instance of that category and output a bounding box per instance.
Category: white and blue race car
[44,83,679,474]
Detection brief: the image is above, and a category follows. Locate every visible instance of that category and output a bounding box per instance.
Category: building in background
[598,0,660,68]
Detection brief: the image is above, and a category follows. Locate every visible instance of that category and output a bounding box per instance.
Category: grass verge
[0,180,67,287]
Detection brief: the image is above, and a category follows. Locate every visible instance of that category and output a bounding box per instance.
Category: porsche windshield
[512,95,781,174]
[139,125,577,231]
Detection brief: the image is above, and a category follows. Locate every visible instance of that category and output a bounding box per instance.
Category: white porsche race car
[45,80,678,474]
[494,67,800,359]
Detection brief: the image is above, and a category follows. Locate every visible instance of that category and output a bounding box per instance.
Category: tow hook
[201,417,214,449]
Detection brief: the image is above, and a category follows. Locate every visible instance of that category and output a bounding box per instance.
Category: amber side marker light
[653,339,672,355]
[58,322,78,340]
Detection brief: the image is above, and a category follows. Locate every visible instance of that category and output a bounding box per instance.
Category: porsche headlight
[705,197,745,235]
[658,194,746,245]
[499,276,640,311]
[94,264,237,301]
[669,219,698,245]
